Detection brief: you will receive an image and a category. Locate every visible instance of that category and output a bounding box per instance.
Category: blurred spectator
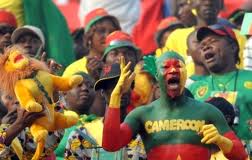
[78,0,139,34]
[0,10,17,53]
[63,8,121,80]
[71,28,88,60]
[11,25,45,58]
[102,31,140,71]
[170,0,196,27]
[186,30,209,87]
[155,17,184,48]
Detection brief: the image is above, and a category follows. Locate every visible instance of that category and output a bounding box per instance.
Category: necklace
[211,70,239,92]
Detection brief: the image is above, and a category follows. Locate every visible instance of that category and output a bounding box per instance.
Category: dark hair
[223,36,240,64]
[206,97,235,126]
[83,16,121,49]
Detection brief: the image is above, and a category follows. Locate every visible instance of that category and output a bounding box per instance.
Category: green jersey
[188,69,252,141]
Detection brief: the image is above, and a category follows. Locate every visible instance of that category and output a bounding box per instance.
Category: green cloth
[124,96,230,152]
[23,0,75,70]
[54,125,76,160]
[189,75,208,82]
[188,70,252,141]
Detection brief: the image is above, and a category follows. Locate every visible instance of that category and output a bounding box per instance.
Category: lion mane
[0,45,50,97]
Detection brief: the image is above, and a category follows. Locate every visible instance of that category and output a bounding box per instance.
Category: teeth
[169,83,179,89]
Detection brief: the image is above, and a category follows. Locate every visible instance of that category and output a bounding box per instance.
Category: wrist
[216,136,233,154]
[11,121,24,132]
[109,92,122,108]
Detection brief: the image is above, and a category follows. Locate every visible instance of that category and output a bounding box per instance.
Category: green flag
[23,0,75,69]
[241,13,252,35]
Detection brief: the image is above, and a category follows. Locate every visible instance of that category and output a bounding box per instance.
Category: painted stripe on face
[162,59,187,98]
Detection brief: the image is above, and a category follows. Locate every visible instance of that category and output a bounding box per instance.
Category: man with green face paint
[102,52,247,160]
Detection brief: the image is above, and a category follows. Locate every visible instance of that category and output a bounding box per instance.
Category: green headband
[156,51,185,65]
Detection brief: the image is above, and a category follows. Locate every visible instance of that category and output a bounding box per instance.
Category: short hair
[223,36,240,64]
[206,97,235,126]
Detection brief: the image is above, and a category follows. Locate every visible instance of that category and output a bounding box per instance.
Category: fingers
[201,130,218,144]
[40,52,47,62]
[122,61,132,75]
[48,59,62,71]
[128,72,136,84]
[200,124,220,144]
[120,56,126,70]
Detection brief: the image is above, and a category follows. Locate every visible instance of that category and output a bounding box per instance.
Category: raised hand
[109,56,135,108]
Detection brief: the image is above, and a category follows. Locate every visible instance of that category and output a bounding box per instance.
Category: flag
[241,13,252,35]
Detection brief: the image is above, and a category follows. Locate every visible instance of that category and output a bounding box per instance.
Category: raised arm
[102,57,136,151]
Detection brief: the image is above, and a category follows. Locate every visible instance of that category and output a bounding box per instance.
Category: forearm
[4,122,23,146]
[221,131,248,160]
[102,107,133,151]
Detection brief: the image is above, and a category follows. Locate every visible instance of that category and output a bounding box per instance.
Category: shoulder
[187,98,222,116]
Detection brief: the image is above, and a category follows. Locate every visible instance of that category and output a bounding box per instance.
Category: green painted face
[156,51,187,99]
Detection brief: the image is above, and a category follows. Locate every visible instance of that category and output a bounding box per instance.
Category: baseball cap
[103,31,138,60]
[94,63,120,91]
[197,24,237,42]
[84,8,118,33]
[155,17,184,45]
[11,25,45,48]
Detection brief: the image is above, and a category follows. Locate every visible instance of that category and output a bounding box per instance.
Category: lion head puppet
[0,45,49,98]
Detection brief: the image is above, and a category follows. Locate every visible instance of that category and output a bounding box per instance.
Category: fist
[69,75,83,87]
[200,124,221,145]
[25,101,43,112]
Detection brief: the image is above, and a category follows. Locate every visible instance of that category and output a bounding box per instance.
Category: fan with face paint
[156,51,187,99]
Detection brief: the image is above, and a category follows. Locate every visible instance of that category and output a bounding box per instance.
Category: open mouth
[204,52,215,62]
[167,77,180,90]
[14,54,24,63]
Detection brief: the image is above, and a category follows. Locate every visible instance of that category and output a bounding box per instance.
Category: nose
[201,43,213,52]
[23,41,32,48]
[3,33,11,39]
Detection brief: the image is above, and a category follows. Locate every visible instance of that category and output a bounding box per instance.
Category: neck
[211,65,237,75]
[160,92,185,109]
[194,64,209,76]
[196,17,217,28]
